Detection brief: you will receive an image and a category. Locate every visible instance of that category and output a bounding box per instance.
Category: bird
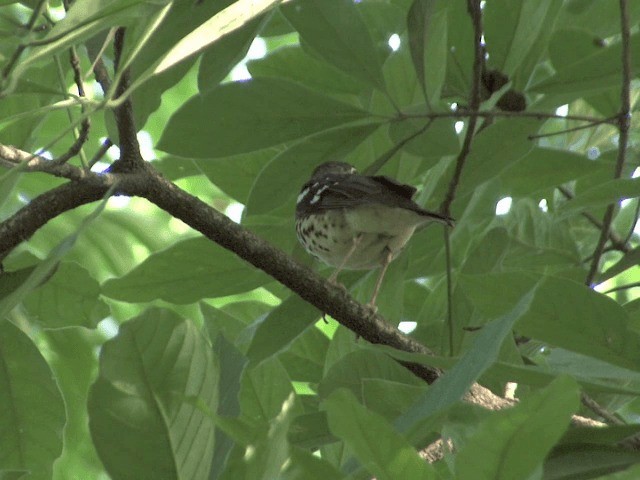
[295,161,454,306]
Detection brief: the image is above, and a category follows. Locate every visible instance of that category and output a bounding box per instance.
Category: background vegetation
[1,0,640,478]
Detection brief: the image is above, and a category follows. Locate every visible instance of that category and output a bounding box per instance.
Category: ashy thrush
[295,161,454,306]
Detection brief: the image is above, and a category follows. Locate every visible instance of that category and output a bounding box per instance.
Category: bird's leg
[368,248,393,307]
[328,233,363,283]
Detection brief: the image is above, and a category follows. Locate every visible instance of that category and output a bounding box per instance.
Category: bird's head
[310,161,357,180]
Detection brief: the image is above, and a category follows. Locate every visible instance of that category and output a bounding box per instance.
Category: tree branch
[439,0,484,216]
[557,186,630,254]
[111,28,143,170]
[0,144,87,181]
[585,0,632,286]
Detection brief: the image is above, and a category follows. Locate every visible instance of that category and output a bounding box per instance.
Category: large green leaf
[556,1,640,38]
[157,78,373,158]
[88,309,218,480]
[198,14,268,90]
[0,321,65,480]
[455,376,579,480]
[457,119,538,196]
[407,0,448,104]
[282,0,387,92]
[243,393,296,480]
[388,118,460,158]
[102,237,271,303]
[319,349,425,415]
[47,328,104,478]
[484,0,558,87]
[23,262,109,329]
[246,295,320,366]
[0,187,115,321]
[244,124,378,217]
[247,45,365,95]
[461,273,640,372]
[7,0,157,90]
[532,33,640,98]
[500,147,610,196]
[324,389,436,480]
[559,178,640,216]
[152,0,280,76]
[395,290,536,438]
[544,445,640,479]
[240,357,292,423]
[282,447,345,480]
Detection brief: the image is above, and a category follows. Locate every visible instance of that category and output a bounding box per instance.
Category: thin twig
[581,393,625,425]
[439,0,484,216]
[363,119,435,175]
[602,281,640,295]
[557,186,629,253]
[585,0,632,286]
[527,116,617,140]
[400,109,613,126]
[92,57,112,95]
[88,138,114,168]
[51,46,91,166]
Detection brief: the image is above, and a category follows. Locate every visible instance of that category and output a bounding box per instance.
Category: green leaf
[319,350,425,418]
[245,124,378,217]
[556,1,640,38]
[560,178,640,216]
[208,334,247,479]
[0,186,114,321]
[23,262,109,329]
[407,0,448,104]
[544,445,640,480]
[483,360,640,397]
[455,376,579,480]
[388,118,460,158]
[324,389,436,480]
[247,45,365,95]
[0,321,65,479]
[600,246,640,283]
[153,0,280,75]
[484,0,558,85]
[500,147,610,196]
[88,309,218,480]
[8,0,157,90]
[198,14,268,90]
[532,33,640,99]
[457,119,537,195]
[280,321,330,384]
[288,413,335,450]
[246,295,320,366]
[282,0,387,92]
[283,447,345,480]
[548,28,603,73]
[461,273,640,372]
[102,237,271,303]
[240,357,292,423]
[244,393,296,480]
[46,328,104,478]
[395,290,536,437]
[158,78,372,158]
